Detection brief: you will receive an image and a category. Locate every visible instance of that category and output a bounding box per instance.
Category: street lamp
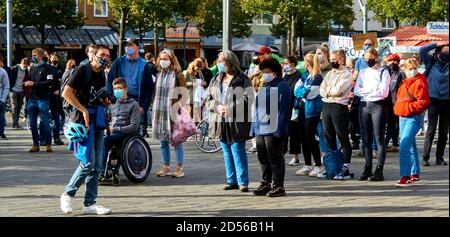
[222,0,231,51]
[6,0,13,67]
[357,0,368,33]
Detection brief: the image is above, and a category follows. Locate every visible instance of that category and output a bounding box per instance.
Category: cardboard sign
[352,32,378,51]
[328,35,363,59]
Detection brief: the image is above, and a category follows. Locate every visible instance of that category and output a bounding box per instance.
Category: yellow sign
[352,32,378,51]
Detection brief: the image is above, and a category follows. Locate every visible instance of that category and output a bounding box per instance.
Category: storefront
[164,27,202,69]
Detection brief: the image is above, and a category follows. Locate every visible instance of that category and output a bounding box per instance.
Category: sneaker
[358,165,373,181]
[239,185,249,192]
[410,174,420,182]
[54,138,64,146]
[98,176,111,185]
[248,147,257,153]
[60,193,73,214]
[309,166,322,177]
[156,166,171,177]
[395,176,413,187]
[296,165,313,176]
[436,159,448,166]
[288,157,300,166]
[0,134,7,140]
[172,165,184,178]
[29,145,40,153]
[267,186,286,197]
[223,184,239,190]
[253,182,271,196]
[317,169,328,179]
[351,143,360,150]
[46,145,53,152]
[83,204,112,215]
[333,166,354,180]
[386,146,399,152]
[422,160,430,166]
[368,165,384,182]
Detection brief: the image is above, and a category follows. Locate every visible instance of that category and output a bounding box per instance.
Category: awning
[203,34,278,48]
[0,26,119,46]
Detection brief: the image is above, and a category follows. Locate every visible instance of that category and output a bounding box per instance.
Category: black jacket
[29,63,56,100]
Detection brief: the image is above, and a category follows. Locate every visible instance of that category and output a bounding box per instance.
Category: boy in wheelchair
[99,77,140,185]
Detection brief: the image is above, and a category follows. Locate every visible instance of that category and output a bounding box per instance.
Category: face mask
[366,59,376,67]
[400,59,405,65]
[96,56,108,69]
[125,47,136,56]
[318,54,325,64]
[51,60,58,66]
[283,65,292,72]
[217,63,225,73]
[331,61,340,69]
[363,45,372,52]
[405,69,418,78]
[160,60,171,69]
[31,56,39,64]
[390,63,400,71]
[114,89,125,100]
[262,73,275,83]
[439,52,449,63]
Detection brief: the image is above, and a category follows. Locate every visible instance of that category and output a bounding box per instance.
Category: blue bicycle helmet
[64,122,88,143]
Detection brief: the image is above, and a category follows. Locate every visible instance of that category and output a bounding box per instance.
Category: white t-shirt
[354,67,391,102]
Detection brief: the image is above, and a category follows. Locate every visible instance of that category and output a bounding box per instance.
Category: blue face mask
[125,47,136,56]
[217,63,225,73]
[114,89,124,100]
[439,52,449,63]
[31,56,39,64]
[96,56,108,69]
[363,45,373,52]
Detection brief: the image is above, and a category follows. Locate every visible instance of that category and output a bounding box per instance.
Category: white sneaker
[296,166,313,176]
[309,166,322,177]
[60,193,73,214]
[288,157,300,166]
[317,169,328,179]
[83,204,112,215]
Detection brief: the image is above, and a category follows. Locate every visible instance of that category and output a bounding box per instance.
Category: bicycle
[194,117,222,153]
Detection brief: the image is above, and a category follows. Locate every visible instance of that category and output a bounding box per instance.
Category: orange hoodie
[394,73,430,117]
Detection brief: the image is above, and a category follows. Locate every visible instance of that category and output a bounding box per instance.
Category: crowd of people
[0,38,448,215]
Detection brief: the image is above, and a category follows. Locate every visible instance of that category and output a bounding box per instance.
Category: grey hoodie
[108,98,141,134]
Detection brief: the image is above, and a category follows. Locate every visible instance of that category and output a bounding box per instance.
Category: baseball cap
[386,54,401,62]
[122,38,140,46]
[258,46,272,55]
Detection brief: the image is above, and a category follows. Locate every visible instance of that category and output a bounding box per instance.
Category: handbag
[170,106,200,146]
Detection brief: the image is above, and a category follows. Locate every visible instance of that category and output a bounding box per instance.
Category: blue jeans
[317,120,341,153]
[28,99,52,145]
[0,101,6,136]
[220,141,249,186]
[161,140,184,166]
[64,129,105,207]
[101,132,128,176]
[399,115,423,177]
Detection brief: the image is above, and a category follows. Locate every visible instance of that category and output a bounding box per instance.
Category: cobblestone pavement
[0,119,448,217]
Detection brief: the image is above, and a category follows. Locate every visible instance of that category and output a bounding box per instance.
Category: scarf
[152,69,176,141]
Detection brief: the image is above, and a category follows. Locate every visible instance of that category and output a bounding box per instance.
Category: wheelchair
[104,133,152,185]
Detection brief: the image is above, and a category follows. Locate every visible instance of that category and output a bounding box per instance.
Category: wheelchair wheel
[121,135,152,183]
[194,118,222,153]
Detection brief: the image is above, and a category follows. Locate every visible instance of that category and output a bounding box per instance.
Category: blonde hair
[403,58,418,70]
[331,49,346,62]
[304,53,321,77]
[156,48,182,73]
[66,59,76,70]
[365,47,379,58]
[187,58,203,75]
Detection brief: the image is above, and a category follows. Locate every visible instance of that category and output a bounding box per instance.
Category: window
[94,0,108,17]
[382,18,396,30]
[253,13,273,25]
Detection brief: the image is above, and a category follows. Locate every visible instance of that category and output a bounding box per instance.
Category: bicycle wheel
[194,118,222,153]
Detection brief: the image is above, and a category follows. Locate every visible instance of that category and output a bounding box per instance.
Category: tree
[367,0,449,28]
[1,0,84,48]
[241,0,355,57]
[197,0,254,38]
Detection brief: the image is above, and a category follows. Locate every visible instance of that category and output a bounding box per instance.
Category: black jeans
[140,109,148,135]
[303,116,321,166]
[256,135,286,188]
[423,99,449,161]
[283,110,306,155]
[385,100,399,147]
[322,103,352,163]
[349,105,360,146]
[10,91,24,126]
[360,101,387,168]
[49,94,63,140]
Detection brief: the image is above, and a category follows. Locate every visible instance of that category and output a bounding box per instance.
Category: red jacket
[394,73,430,117]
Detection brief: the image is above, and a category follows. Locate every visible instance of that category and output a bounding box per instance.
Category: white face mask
[262,73,275,83]
[405,69,418,78]
[160,60,171,69]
